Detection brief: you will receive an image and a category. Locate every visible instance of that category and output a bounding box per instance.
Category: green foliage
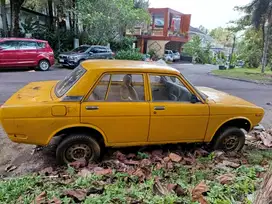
[183,35,212,64]
[77,0,150,44]
[209,27,234,47]
[110,36,137,52]
[236,28,263,68]
[115,49,143,60]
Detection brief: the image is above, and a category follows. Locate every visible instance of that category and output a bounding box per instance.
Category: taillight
[112,52,115,56]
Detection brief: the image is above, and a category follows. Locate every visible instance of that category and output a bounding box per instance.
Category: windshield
[72,46,90,53]
[55,65,86,97]
[180,72,208,100]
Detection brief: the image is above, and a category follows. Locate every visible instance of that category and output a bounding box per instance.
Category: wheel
[77,59,85,66]
[56,134,101,165]
[38,59,50,71]
[211,127,245,152]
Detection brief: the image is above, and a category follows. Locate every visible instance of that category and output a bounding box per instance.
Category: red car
[0,38,54,71]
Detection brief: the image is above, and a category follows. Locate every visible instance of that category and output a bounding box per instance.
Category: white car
[173,51,180,62]
[164,50,174,62]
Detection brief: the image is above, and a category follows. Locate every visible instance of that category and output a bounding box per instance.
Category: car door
[0,40,19,67]
[148,74,209,142]
[88,47,100,59]
[17,41,38,66]
[81,73,150,144]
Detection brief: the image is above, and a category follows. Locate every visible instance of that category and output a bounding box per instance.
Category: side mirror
[191,94,199,104]
[89,51,93,55]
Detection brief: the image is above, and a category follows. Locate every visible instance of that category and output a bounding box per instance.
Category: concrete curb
[208,72,272,85]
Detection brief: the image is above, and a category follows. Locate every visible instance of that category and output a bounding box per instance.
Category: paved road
[0,64,271,127]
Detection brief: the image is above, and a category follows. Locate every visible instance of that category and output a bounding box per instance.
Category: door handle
[85,106,99,110]
[154,106,165,110]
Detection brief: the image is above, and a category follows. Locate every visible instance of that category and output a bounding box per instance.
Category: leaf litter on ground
[1,139,272,203]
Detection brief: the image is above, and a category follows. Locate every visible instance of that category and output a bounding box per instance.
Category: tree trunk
[47,0,54,31]
[0,0,7,37]
[10,0,25,37]
[261,24,271,73]
[254,170,272,204]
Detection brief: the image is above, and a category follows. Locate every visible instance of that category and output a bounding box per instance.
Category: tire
[56,134,101,165]
[211,127,245,152]
[38,59,50,71]
[77,59,85,66]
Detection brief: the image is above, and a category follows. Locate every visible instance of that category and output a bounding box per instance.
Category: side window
[0,41,18,50]
[149,74,192,102]
[91,48,99,53]
[19,41,37,50]
[88,74,145,102]
[88,75,110,101]
[99,48,107,53]
[37,42,46,49]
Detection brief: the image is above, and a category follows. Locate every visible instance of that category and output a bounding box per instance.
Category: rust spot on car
[33,86,41,90]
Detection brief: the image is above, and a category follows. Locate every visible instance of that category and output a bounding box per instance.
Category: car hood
[3,81,58,106]
[196,86,256,107]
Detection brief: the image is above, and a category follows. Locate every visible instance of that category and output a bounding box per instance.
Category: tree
[238,0,272,72]
[209,27,233,47]
[10,0,25,36]
[0,0,8,36]
[199,25,208,34]
[134,0,149,9]
[77,0,150,44]
[183,35,212,64]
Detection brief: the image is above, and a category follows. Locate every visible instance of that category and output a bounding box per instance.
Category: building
[126,8,191,57]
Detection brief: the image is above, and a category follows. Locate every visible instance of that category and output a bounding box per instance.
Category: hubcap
[40,61,49,70]
[65,144,92,162]
[223,135,239,150]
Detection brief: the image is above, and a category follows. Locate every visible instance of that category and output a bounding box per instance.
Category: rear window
[55,65,86,97]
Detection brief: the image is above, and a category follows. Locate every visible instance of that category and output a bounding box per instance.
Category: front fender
[204,116,252,142]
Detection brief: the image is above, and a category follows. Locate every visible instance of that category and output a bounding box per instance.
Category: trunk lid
[4,81,58,106]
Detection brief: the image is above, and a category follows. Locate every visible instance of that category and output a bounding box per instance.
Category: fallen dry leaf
[258,132,272,147]
[114,151,127,161]
[166,161,174,169]
[163,157,170,162]
[175,184,187,197]
[50,197,62,204]
[62,189,87,202]
[183,154,196,165]
[78,168,92,177]
[124,160,140,165]
[69,159,87,169]
[5,165,17,172]
[167,184,177,191]
[140,159,151,167]
[93,168,112,175]
[155,163,163,170]
[169,153,182,162]
[151,150,163,157]
[217,174,235,184]
[32,191,47,204]
[222,160,240,168]
[153,179,169,196]
[194,148,209,157]
[192,181,209,203]
[40,167,53,176]
[126,153,136,159]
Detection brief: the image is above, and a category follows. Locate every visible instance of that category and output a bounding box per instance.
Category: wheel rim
[65,144,92,163]
[222,135,240,150]
[40,61,49,70]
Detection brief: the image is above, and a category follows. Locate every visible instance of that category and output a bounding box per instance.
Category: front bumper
[58,59,79,67]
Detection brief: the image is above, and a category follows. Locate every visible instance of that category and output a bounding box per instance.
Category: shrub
[115,49,143,61]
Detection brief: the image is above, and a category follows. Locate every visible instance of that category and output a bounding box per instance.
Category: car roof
[0,38,47,43]
[81,60,180,74]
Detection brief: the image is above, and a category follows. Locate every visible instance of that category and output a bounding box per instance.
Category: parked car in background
[236,60,245,68]
[58,45,114,68]
[172,50,180,62]
[164,50,174,62]
[0,38,54,71]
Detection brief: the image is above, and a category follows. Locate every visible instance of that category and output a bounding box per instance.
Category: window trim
[0,40,19,50]
[18,41,38,50]
[147,73,205,104]
[84,72,148,102]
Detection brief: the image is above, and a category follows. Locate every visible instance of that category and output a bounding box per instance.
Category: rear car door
[81,73,150,144]
[17,41,38,67]
[0,40,19,67]
[89,47,100,59]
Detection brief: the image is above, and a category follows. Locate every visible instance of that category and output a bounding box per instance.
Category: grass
[212,67,272,83]
[0,150,271,204]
